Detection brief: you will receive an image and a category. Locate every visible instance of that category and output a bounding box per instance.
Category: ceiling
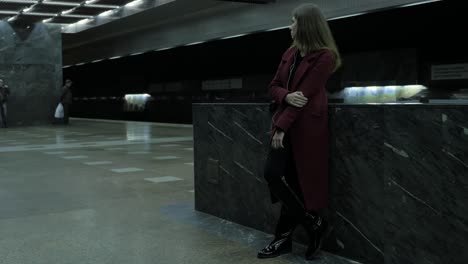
[0,0,175,32]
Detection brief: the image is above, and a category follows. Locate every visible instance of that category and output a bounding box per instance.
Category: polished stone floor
[0,118,358,264]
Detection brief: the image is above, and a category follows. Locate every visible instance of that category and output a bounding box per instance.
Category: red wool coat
[269,47,333,211]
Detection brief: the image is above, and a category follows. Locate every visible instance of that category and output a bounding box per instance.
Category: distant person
[0,79,10,128]
[60,79,73,125]
[258,3,341,260]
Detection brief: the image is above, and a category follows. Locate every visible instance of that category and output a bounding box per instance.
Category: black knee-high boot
[303,212,328,260]
[262,136,328,260]
[257,206,295,258]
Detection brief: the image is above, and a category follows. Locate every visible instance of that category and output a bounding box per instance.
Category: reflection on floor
[0,118,357,264]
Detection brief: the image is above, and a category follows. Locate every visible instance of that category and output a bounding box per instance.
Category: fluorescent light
[1,0,35,3]
[75,62,85,66]
[0,11,18,15]
[130,51,144,56]
[62,14,93,18]
[156,47,171,51]
[43,18,53,23]
[91,59,104,63]
[42,1,78,6]
[85,0,99,4]
[328,12,367,21]
[62,9,75,14]
[87,4,120,8]
[265,26,288,32]
[7,16,17,22]
[76,18,92,24]
[98,10,115,17]
[23,7,34,12]
[124,93,151,100]
[185,41,204,46]
[221,33,247,40]
[24,12,56,16]
[125,0,144,7]
[109,55,122,60]
[400,0,442,8]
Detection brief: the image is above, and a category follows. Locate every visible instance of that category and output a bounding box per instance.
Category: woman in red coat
[258,3,341,260]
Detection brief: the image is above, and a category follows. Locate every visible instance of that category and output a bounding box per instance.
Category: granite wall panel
[193,103,468,264]
[0,22,62,126]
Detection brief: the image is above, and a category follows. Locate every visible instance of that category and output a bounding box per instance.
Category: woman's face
[289,17,297,40]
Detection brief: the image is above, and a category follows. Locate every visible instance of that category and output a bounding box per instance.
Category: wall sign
[431,63,468,80]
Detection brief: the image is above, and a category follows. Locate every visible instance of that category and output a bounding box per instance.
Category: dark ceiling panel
[16,14,50,23]
[0,3,33,12]
[49,16,83,24]
[96,0,132,6]
[31,4,70,13]
[44,0,82,3]
[73,6,112,16]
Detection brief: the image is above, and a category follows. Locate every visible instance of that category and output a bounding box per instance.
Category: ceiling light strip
[86,4,120,9]
[62,14,93,18]
[125,0,144,7]
[41,1,79,6]
[0,0,36,3]
[22,12,56,16]
[0,11,19,15]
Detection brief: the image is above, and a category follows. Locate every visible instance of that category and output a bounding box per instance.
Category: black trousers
[63,103,70,124]
[0,103,7,127]
[264,134,307,236]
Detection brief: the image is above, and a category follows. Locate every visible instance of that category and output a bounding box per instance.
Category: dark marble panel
[384,108,468,264]
[193,104,279,234]
[193,103,468,264]
[325,107,385,264]
[0,22,62,126]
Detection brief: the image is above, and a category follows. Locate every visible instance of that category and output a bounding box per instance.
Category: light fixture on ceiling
[42,1,78,7]
[125,0,144,7]
[76,18,92,24]
[185,41,204,46]
[400,0,442,8]
[221,33,248,40]
[265,26,288,32]
[62,9,74,15]
[98,9,116,17]
[328,12,367,21]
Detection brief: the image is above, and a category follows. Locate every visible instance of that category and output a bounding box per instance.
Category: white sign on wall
[431,63,468,80]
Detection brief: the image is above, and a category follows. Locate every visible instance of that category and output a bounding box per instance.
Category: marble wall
[0,22,62,126]
[193,103,468,264]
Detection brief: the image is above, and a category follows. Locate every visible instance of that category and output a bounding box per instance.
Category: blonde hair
[292,4,341,71]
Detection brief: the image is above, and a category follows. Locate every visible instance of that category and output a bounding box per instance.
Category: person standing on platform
[61,79,73,125]
[258,3,341,260]
[0,79,11,128]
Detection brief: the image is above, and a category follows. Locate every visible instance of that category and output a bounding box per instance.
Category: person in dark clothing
[0,79,11,128]
[257,4,341,261]
[61,79,73,124]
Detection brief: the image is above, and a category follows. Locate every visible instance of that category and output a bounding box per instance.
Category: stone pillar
[0,22,62,126]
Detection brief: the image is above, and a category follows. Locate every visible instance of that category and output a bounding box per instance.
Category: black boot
[257,231,293,259]
[304,214,328,260]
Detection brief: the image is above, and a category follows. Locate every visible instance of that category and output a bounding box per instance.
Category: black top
[0,86,10,103]
[287,50,304,90]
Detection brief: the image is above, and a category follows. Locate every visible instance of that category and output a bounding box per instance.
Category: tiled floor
[0,118,358,264]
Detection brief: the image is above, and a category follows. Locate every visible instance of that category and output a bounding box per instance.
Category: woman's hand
[285,91,308,107]
[271,130,285,149]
